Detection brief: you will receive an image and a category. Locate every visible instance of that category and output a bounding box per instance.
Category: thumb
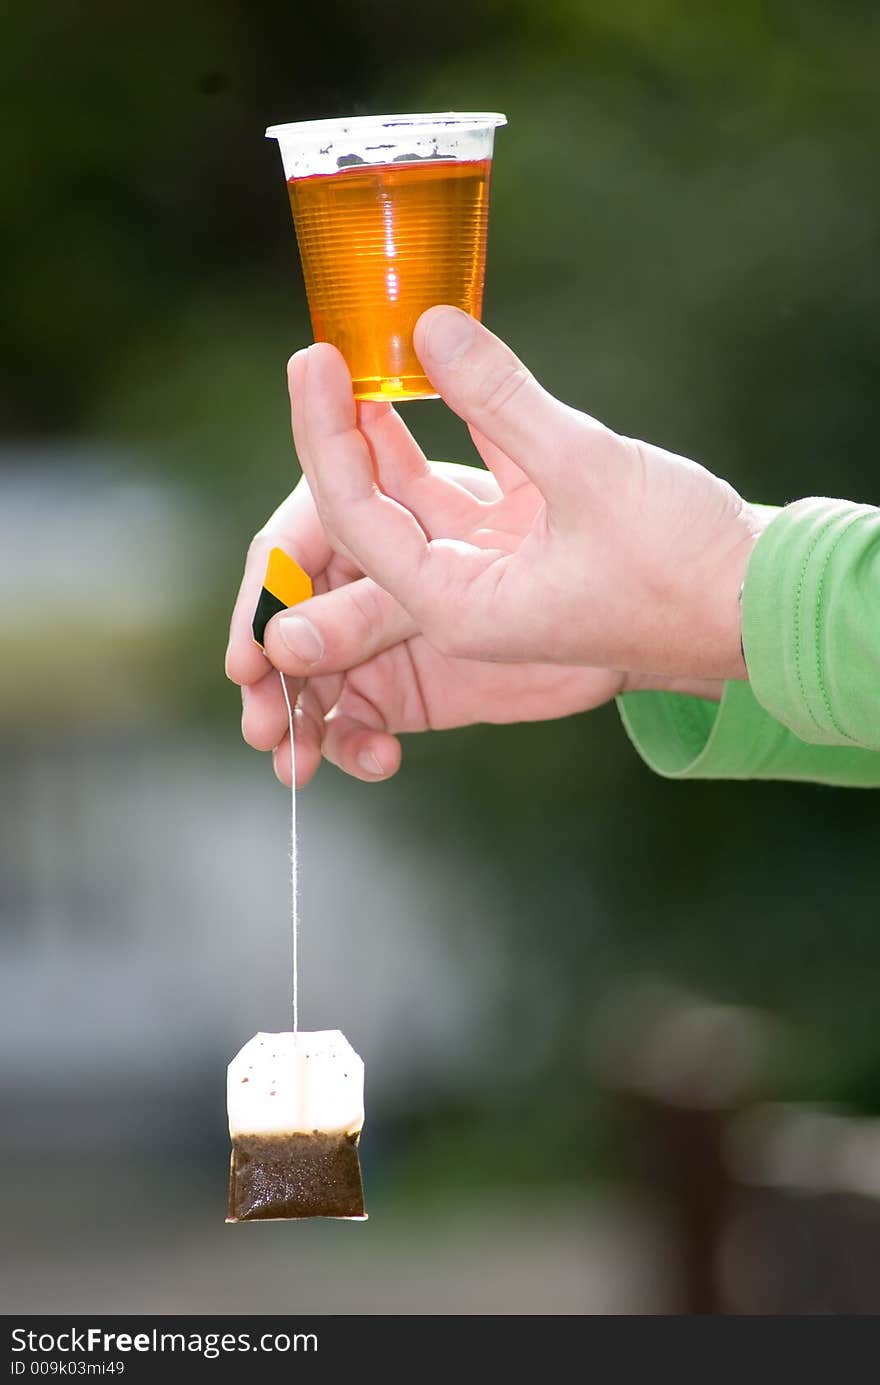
[414,306,582,503]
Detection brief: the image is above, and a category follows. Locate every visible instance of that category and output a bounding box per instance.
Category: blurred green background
[2,0,879,1314]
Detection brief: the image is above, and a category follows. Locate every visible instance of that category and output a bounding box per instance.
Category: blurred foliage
[4,0,880,1189]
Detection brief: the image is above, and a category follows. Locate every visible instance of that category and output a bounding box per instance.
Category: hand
[297,306,766,681]
[226,355,706,786]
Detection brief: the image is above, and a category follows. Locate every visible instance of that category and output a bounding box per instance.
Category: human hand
[226,351,682,787]
[297,306,766,682]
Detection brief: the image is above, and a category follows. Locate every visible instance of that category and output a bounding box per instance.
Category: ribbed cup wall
[288,159,491,400]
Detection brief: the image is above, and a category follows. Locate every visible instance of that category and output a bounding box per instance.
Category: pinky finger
[321,713,403,783]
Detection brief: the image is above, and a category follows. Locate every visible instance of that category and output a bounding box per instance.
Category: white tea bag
[226,1030,366,1221]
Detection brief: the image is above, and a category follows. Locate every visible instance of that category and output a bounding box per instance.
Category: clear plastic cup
[266,112,507,401]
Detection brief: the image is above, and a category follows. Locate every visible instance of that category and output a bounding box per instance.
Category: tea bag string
[278,671,299,1036]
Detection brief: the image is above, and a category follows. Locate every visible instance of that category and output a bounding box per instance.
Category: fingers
[241,673,324,787]
[414,307,599,506]
[296,352,498,531]
[299,343,438,603]
[273,723,402,787]
[241,670,296,752]
[290,346,368,570]
[227,347,334,688]
[467,424,530,493]
[357,403,478,533]
[225,470,334,687]
[243,657,404,787]
[320,713,403,782]
[288,348,318,506]
[267,679,403,788]
[433,459,502,503]
[271,684,331,789]
[299,343,506,637]
[262,576,417,677]
[355,398,430,495]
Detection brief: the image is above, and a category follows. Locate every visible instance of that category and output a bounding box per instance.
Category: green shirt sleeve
[617,681,880,786]
[742,497,880,750]
[616,497,880,786]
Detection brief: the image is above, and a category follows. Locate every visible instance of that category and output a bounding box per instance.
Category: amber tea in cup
[266,113,507,401]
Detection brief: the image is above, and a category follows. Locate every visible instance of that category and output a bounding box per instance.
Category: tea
[228,1131,365,1221]
[287,158,492,401]
[226,1030,367,1222]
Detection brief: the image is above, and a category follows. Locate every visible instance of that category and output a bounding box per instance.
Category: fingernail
[357,750,385,777]
[278,613,324,666]
[272,743,290,784]
[423,307,475,364]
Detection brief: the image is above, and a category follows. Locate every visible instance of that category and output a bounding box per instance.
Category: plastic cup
[266,112,507,402]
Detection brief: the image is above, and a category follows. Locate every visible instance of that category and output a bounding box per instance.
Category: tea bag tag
[252,547,313,648]
[227,1031,367,1222]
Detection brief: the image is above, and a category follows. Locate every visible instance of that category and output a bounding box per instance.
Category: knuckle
[474,361,532,419]
[344,581,383,643]
[314,495,346,546]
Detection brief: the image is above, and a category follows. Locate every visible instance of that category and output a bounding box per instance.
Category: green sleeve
[616,497,880,786]
[741,497,880,750]
[617,681,880,786]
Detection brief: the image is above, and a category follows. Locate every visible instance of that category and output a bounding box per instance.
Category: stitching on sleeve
[792,524,830,735]
[812,508,870,743]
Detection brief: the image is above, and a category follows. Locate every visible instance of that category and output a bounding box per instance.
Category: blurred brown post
[588,980,778,1314]
[652,1103,728,1314]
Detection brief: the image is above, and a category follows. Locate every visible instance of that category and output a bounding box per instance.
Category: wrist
[625,497,772,687]
[684,498,770,683]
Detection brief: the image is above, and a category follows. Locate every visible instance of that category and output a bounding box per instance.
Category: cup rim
[266,111,507,141]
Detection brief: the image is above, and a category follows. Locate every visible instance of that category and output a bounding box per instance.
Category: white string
[278,670,299,1037]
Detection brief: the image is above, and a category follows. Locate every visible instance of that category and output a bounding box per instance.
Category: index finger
[301,343,435,608]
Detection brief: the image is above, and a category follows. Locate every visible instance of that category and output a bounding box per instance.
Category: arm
[617,498,880,785]
[230,316,879,791]
[743,498,880,750]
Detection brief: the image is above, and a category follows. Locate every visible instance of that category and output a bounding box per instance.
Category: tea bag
[228,552,367,1222]
[227,1030,367,1221]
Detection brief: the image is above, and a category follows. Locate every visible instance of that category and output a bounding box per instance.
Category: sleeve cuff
[617,681,880,786]
[742,498,880,749]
